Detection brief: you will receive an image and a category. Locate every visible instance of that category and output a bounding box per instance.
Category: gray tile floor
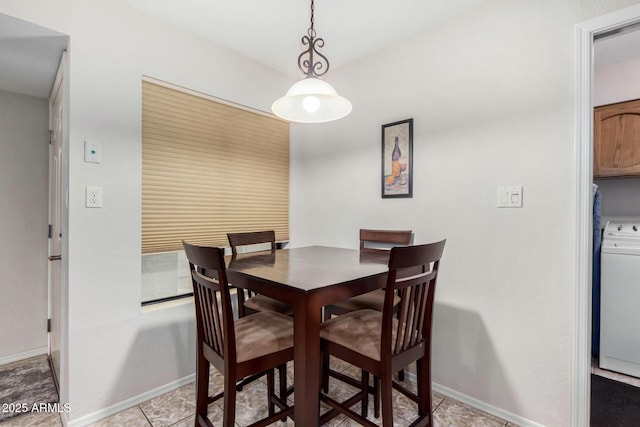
[2,357,516,427]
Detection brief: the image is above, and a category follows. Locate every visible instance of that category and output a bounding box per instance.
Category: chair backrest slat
[227,230,276,256]
[414,283,428,344]
[383,240,446,358]
[184,241,235,364]
[195,279,222,352]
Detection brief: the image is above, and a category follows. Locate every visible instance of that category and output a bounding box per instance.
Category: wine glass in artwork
[399,157,408,185]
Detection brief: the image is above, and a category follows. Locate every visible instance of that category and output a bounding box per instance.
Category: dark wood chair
[322,229,412,416]
[359,229,413,252]
[227,231,293,317]
[319,240,446,427]
[183,241,295,427]
[323,229,412,320]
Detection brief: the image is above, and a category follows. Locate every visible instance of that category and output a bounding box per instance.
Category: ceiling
[0,13,67,98]
[123,0,490,77]
[595,26,640,68]
[2,2,640,100]
[1,0,491,98]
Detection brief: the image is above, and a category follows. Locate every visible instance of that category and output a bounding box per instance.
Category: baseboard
[0,347,48,365]
[400,370,542,427]
[431,381,545,427]
[51,367,542,427]
[66,373,195,427]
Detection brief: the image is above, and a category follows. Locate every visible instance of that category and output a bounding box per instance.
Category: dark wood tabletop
[226,246,389,426]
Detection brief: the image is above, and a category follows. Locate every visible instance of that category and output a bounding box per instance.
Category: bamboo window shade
[142,80,289,254]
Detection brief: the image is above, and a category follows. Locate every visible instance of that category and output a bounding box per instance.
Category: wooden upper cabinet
[594,98,640,178]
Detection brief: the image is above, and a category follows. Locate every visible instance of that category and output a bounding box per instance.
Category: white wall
[594,56,640,106]
[594,177,640,223]
[290,1,640,426]
[0,89,49,360]
[594,56,640,222]
[2,0,640,425]
[0,0,291,422]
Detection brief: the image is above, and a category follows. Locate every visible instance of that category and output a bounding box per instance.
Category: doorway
[575,4,640,426]
[0,10,69,404]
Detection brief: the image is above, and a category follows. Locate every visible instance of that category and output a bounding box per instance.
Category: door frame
[48,49,70,408]
[574,4,640,426]
[48,51,64,385]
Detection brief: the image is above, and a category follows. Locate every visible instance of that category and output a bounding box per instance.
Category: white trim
[573,22,594,427]
[49,48,70,408]
[66,374,195,427]
[404,370,542,427]
[0,347,48,366]
[574,4,640,427]
[432,382,544,427]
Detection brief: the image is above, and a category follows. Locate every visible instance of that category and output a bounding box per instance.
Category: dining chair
[183,241,295,427]
[322,229,412,415]
[227,230,293,317]
[323,229,412,319]
[319,240,446,427]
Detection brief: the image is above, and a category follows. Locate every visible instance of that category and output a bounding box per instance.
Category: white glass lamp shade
[271,78,352,123]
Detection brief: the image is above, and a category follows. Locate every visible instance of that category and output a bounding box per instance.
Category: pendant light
[271,0,352,123]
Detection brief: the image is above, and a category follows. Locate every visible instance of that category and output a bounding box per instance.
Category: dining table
[226,245,390,427]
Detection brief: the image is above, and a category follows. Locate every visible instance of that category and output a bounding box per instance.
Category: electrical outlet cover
[85,186,103,208]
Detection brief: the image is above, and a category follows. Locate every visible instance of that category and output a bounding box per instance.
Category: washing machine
[599,220,640,378]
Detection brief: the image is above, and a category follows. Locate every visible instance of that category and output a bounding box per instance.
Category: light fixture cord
[310,0,315,34]
[298,0,329,78]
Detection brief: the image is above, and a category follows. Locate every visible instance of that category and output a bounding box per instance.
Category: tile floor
[6,356,640,426]
[2,358,517,427]
[0,359,514,427]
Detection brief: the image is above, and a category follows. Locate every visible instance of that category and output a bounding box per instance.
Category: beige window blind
[142,80,289,254]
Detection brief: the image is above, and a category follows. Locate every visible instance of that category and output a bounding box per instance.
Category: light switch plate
[497,186,523,208]
[86,186,103,208]
[84,140,102,163]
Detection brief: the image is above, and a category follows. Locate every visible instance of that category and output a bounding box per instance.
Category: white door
[48,56,64,385]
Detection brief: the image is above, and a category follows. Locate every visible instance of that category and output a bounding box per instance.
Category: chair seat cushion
[320,309,397,361]
[235,311,294,362]
[245,294,294,316]
[330,289,400,312]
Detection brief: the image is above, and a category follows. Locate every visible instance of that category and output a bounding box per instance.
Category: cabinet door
[594,99,640,178]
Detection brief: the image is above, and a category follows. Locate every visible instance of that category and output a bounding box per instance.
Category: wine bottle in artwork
[391,137,401,180]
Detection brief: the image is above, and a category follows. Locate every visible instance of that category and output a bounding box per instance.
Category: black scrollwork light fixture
[271,0,352,123]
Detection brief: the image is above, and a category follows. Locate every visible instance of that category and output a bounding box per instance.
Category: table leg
[293,295,321,426]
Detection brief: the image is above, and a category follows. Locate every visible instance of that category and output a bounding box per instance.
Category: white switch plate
[84,140,102,163]
[497,186,523,208]
[86,186,103,208]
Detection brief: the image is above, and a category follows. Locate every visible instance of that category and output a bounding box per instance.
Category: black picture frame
[381,118,413,198]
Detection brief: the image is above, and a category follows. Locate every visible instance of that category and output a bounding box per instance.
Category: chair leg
[278,364,287,399]
[416,358,433,421]
[321,352,330,393]
[237,289,247,318]
[398,368,405,381]
[323,306,331,322]
[373,376,380,418]
[267,369,275,417]
[380,374,393,427]
[278,364,287,422]
[319,305,330,394]
[361,370,369,418]
[195,354,210,423]
[223,373,236,427]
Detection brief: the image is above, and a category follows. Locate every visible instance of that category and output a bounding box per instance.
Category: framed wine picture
[381,118,413,198]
